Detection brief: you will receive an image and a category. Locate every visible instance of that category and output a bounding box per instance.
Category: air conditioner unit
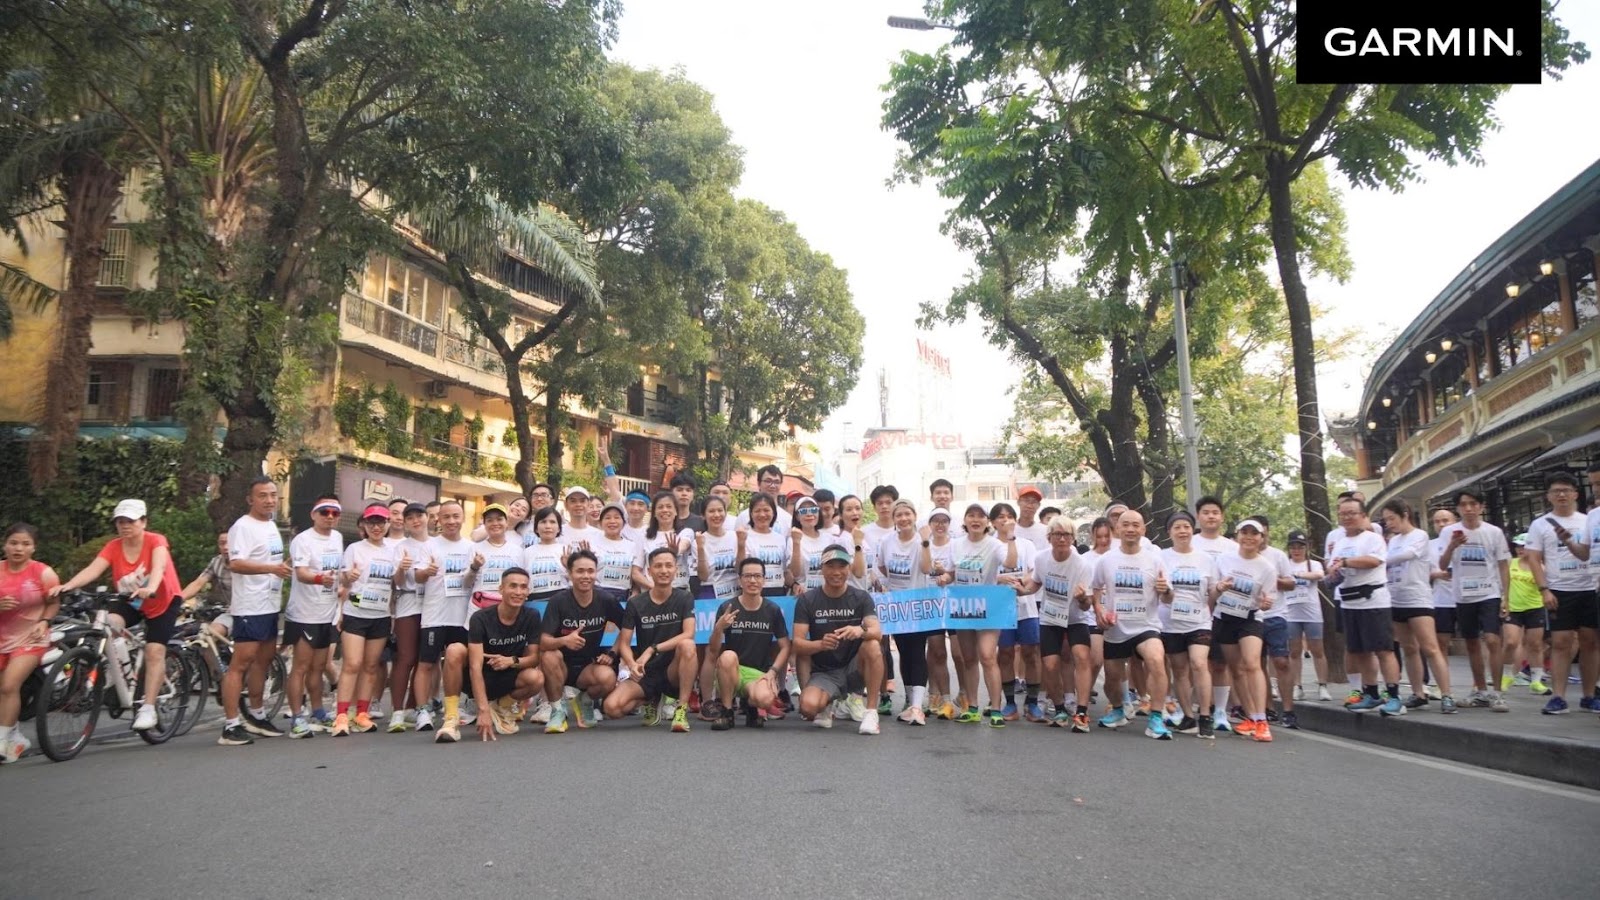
[424,380,450,400]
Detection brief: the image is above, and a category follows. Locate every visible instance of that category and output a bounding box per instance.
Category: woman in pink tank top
[1,522,61,762]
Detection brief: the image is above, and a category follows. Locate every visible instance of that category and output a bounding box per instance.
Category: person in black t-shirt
[793,545,884,735]
[709,557,792,730]
[605,547,698,731]
[538,551,625,734]
[465,568,545,742]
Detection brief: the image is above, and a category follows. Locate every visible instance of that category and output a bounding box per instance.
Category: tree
[891,0,1587,560]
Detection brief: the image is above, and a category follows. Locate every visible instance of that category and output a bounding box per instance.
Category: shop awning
[1429,447,1549,499]
[1532,429,1600,465]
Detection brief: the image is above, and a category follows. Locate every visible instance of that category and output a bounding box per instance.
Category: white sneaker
[1317,684,1333,702]
[813,709,834,728]
[829,699,850,721]
[132,705,159,731]
[842,693,868,722]
[368,701,387,720]
[414,708,435,732]
[1292,684,1305,702]
[1,730,31,763]
[529,698,552,725]
[1424,684,1443,701]
[1269,679,1280,702]
[659,696,678,720]
[858,709,880,735]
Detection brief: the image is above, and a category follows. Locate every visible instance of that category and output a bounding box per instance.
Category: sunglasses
[315,509,340,517]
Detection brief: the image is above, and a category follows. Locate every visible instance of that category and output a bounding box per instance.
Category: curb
[1292,704,1600,791]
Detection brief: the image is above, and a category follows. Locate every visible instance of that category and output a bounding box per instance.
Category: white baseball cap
[928,507,952,522]
[112,498,147,521]
[563,485,591,501]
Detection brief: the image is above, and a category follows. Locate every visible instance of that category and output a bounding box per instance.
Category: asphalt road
[3,707,1597,900]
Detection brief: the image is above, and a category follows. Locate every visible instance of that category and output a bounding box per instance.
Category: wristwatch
[921,540,930,548]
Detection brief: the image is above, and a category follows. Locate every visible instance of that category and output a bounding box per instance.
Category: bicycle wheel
[262,652,288,720]
[174,648,208,737]
[136,652,191,745]
[34,646,105,762]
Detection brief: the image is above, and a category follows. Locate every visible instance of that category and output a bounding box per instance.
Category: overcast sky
[612,1,1600,462]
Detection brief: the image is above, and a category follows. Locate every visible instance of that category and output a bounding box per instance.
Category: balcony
[340,293,518,397]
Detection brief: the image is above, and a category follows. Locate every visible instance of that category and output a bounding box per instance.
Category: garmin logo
[1298,4,1541,85]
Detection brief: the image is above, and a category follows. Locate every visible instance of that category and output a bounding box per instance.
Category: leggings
[388,615,420,710]
[893,631,938,689]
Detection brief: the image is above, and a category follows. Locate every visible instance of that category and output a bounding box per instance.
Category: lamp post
[1169,234,1202,509]
[887,15,956,31]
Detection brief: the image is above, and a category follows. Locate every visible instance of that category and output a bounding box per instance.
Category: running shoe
[1403,694,1428,710]
[860,709,882,735]
[745,705,764,728]
[1164,701,1184,727]
[641,701,660,727]
[132,705,158,731]
[368,701,386,720]
[544,701,568,734]
[1379,697,1406,717]
[1346,694,1382,711]
[528,698,552,725]
[1071,712,1091,733]
[898,704,919,724]
[1001,702,1020,721]
[711,707,735,731]
[955,707,983,724]
[934,699,958,721]
[660,696,678,721]
[1050,709,1072,727]
[1144,714,1171,740]
[1500,675,1515,692]
[386,711,410,734]
[1345,687,1363,706]
[494,698,523,735]
[1135,697,1152,718]
[1012,677,1027,697]
[217,724,253,746]
[311,711,337,732]
[1440,697,1457,714]
[414,708,435,732]
[1024,701,1046,723]
[435,714,460,743]
[1423,684,1442,701]
[1316,684,1333,702]
[765,700,787,720]
[458,704,476,727]
[1511,671,1532,687]
[1292,684,1305,702]
[1097,707,1128,729]
[1530,679,1552,696]
[570,695,592,730]
[351,712,376,733]
[1197,717,1215,739]
[1252,721,1273,742]
[243,711,284,738]
[842,693,868,722]
[671,707,691,733]
[289,716,315,739]
[1489,693,1509,713]
[1543,696,1571,715]
[330,713,351,737]
[687,690,701,714]
[1281,711,1299,730]
[987,710,1006,729]
[878,694,894,716]
[907,706,927,726]
[1580,696,1600,713]
[1228,704,1246,722]
[700,699,727,722]
[1265,708,1281,724]
[813,708,834,728]
[1176,715,1200,735]
[1213,714,1233,733]
[1233,718,1258,738]
[1466,690,1492,708]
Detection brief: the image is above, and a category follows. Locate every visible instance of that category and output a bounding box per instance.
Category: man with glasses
[1327,497,1403,714]
[529,483,556,513]
[283,495,345,737]
[1531,472,1598,714]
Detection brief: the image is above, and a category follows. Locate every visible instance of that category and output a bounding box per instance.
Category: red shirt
[96,532,180,617]
[0,560,54,652]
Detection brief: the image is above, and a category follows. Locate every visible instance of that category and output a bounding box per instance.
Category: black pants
[893,631,939,689]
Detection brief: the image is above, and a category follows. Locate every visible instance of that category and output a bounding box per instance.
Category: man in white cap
[561,485,604,555]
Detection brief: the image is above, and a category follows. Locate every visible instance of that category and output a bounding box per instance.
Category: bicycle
[171,603,287,726]
[32,590,193,762]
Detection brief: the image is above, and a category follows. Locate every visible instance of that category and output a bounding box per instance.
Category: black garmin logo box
[1297,3,1542,84]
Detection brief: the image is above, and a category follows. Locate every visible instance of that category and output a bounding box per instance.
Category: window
[97,227,131,288]
[363,256,385,300]
[708,380,723,415]
[1573,270,1597,328]
[144,368,181,421]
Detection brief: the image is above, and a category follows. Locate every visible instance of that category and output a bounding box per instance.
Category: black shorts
[1457,599,1504,638]
[1505,608,1549,630]
[1040,624,1068,657]
[1214,615,1264,646]
[282,620,336,650]
[420,626,469,663]
[1549,589,1599,632]
[1342,607,1394,654]
[1066,623,1100,649]
[563,653,616,688]
[1432,607,1457,636]
[1104,631,1159,660]
[638,660,677,698]
[481,668,519,701]
[1162,630,1211,655]
[341,616,392,641]
[107,599,181,646]
[1390,607,1436,624]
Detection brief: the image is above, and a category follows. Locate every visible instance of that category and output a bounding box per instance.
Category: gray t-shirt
[203,554,233,609]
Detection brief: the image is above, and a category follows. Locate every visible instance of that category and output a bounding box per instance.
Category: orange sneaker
[1252,721,1274,742]
[1232,718,1258,738]
[352,711,376,733]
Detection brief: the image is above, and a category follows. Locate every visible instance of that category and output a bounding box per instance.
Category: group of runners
[4,459,1597,760]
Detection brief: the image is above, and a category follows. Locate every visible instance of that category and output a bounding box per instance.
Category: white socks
[908,686,927,708]
[1212,686,1230,712]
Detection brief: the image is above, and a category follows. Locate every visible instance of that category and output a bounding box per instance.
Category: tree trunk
[543,382,565,493]
[30,153,124,490]
[1098,333,1149,515]
[1266,152,1338,661]
[1137,377,1176,545]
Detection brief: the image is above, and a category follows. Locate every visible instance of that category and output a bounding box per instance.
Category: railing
[442,333,505,377]
[343,294,439,358]
[614,475,650,496]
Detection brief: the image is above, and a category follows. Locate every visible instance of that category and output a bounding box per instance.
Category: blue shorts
[999,617,1041,649]
[232,612,279,644]
[1285,621,1324,642]
[1262,617,1290,658]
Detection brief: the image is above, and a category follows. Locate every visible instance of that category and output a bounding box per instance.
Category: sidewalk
[1285,656,1600,790]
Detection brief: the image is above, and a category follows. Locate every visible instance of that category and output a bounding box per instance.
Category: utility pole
[1170,234,1202,509]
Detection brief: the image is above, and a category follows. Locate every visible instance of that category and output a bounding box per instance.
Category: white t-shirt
[1329,529,1391,610]
[691,530,740,600]
[794,531,835,591]
[562,524,604,558]
[740,529,790,592]
[470,538,523,595]
[621,523,649,545]
[1001,537,1038,619]
[949,534,1010,587]
[522,541,570,595]
[735,506,792,534]
[926,538,957,584]
[1283,558,1325,623]
[592,534,644,595]
[226,515,286,617]
[1192,533,1239,563]
[877,533,923,593]
[343,539,400,619]
[1527,511,1589,592]
[422,535,474,629]
[1214,553,1278,619]
[1014,520,1049,552]
[643,528,695,589]
[1259,546,1296,619]
[286,528,343,625]
[842,529,883,593]
[1436,519,1513,603]
[1091,545,1165,643]
[1430,536,1455,609]
[1161,547,1216,633]
[1385,530,1433,608]
[394,536,432,618]
[1034,548,1096,628]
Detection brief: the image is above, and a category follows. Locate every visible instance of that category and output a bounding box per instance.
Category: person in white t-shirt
[1428,507,1460,686]
[919,507,962,719]
[944,504,1018,728]
[1014,487,1049,550]
[1193,495,1240,734]
[1281,530,1330,709]
[838,493,893,715]
[1159,510,1218,738]
[878,499,934,724]
[1211,520,1280,742]
[991,502,1041,721]
[1327,497,1404,715]
[385,503,436,732]
[1088,510,1172,740]
[1528,471,1598,714]
[593,503,646,599]
[283,495,345,738]
[218,476,292,746]
[734,466,793,533]
[1017,517,1096,730]
[1379,499,1456,716]
[416,500,476,740]
[561,486,605,557]
[622,490,652,544]
[1437,489,1513,708]
[789,496,834,594]
[332,504,412,736]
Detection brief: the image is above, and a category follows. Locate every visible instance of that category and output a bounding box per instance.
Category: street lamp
[1169,234,1202,509]
[887,15,955,31]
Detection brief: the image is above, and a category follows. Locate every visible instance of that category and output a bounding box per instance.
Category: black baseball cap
[1285,529,1309,545]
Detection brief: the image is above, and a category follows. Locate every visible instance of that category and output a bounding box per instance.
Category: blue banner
[871,585,1018,635]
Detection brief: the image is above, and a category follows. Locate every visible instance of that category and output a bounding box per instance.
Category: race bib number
[1039,599,1073,628]
[1169,598,1208,628]
[1217,590,1253,617]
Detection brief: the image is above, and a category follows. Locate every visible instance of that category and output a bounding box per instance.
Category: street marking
[1287,728,1600,804]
